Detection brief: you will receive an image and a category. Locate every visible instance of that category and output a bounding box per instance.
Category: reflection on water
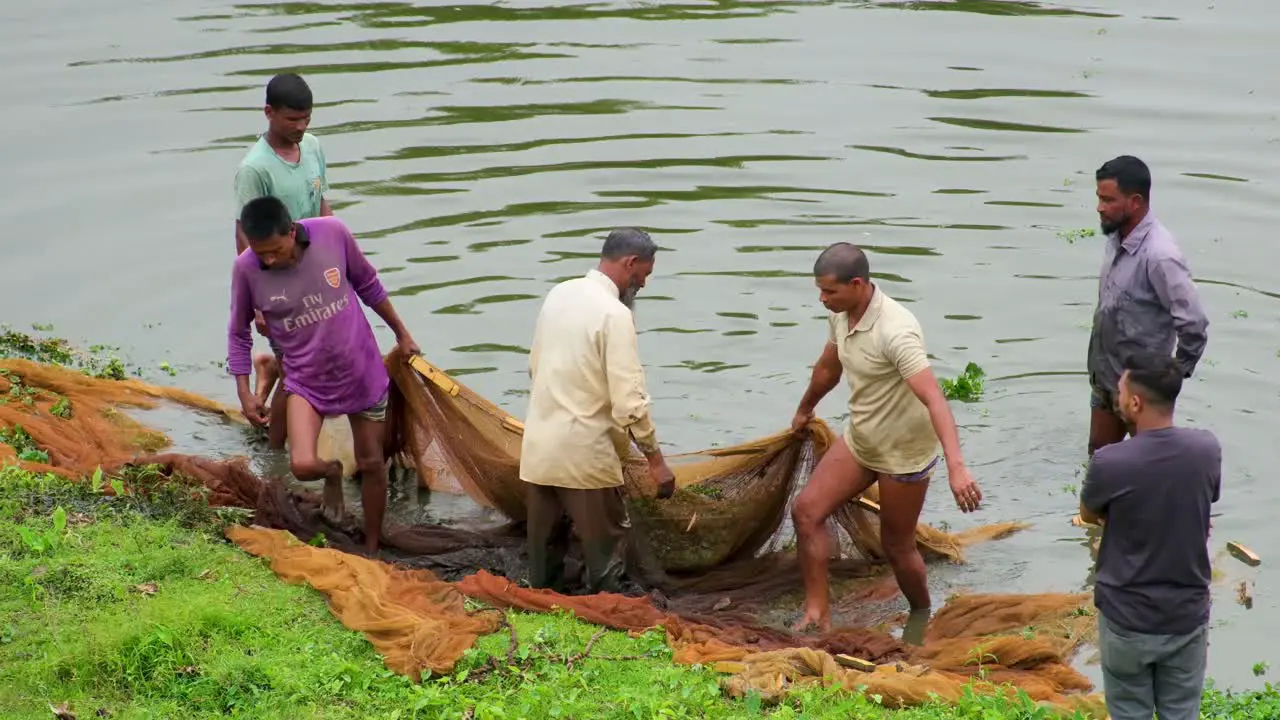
[2,0,1277,691]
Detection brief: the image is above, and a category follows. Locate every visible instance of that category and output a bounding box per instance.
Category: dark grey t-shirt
[1081,425,1222,635]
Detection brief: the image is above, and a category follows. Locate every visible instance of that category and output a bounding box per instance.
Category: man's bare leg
[348,413,388,554]
[1088,407,1129,456]
[266,375,289,450]
[790,439,875,632]
[252,353,290,449]
[285,393,345,523]
[253,353,279,404]
[876,473,932,612]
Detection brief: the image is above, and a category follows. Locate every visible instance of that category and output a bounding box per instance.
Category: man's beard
[1117,402,1135,428]
[620,284,639,310]
[1100,213,1125,236]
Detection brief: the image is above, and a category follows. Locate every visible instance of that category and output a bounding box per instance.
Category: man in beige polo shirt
[520,228,677,594]
[790,242,983,634]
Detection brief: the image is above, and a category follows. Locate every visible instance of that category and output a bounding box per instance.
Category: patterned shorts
[354,392,389,423]
[1089,384,1121,416]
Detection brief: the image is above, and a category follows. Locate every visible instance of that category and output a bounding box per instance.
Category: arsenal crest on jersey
[324,267,341,289]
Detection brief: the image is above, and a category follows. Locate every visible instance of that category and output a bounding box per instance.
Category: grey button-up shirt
[1087,212,1209,394]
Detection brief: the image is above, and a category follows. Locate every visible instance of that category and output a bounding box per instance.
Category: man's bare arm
[795,342,842,416]
[320,197,333,217]
[903,368,967,468]
[370,299,412,343]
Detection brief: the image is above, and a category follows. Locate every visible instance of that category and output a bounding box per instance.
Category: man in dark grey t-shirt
[1080,351,1221,720]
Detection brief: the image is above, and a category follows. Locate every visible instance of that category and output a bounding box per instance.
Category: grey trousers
[1098,612,1208,720]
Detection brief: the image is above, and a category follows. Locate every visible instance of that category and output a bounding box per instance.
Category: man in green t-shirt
[233,72,332,448]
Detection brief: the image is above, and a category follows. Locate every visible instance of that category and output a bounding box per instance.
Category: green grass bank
[1,465,1277,719]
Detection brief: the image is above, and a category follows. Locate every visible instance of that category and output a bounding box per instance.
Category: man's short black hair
[240,196,293,243]
[266,73,313,112]
[813,242,870,283]
[1122,351,1183,409]
[601,228,657,262]
[1097,155,1152,202]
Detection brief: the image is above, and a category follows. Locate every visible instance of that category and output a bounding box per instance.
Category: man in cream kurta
[521,228,676,593]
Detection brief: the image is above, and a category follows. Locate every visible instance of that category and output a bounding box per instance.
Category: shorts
[354,391,388,423]
[1090,384,1121,416]
[886,455,938,484]
[841,431,938,484]
[268,336,284,360]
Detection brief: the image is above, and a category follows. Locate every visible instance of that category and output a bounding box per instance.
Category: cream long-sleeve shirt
[520,269,660,490]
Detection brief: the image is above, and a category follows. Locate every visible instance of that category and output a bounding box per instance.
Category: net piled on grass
[225,526,1107,717]
[0,358,239,479]
[0,353,1106,714]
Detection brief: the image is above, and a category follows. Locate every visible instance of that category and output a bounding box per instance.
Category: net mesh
[378,348,1024,574]
[0,352,1103,715]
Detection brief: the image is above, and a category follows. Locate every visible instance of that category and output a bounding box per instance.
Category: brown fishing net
[0,353,1103,715]
[378,348,1025,575]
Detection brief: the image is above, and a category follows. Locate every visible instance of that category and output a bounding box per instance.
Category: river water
[2,0,1275,692]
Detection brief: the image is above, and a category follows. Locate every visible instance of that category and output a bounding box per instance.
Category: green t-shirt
[233,132,328,221]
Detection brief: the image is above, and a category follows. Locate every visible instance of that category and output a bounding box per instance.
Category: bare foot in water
[791,608,830,634]
[321,474,345,524]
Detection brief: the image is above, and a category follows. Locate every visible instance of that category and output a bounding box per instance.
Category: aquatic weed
[940,362,986,402]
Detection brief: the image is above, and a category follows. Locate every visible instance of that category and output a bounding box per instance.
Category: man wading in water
[227,196,419,554]
[789,243,981,638]
[232,73,334,449]
[1086,155,1208,456]
[520,228,677,593]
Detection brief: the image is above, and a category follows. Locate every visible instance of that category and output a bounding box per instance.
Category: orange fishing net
[226,525,502,680]
[223,526,1106,717]
[0,351,1103,715]
[0,358,238,479]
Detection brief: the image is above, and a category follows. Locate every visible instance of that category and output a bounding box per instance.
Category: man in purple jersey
[228,196,419,553]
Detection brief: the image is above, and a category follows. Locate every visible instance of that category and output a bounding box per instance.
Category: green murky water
[2,0,1276,690]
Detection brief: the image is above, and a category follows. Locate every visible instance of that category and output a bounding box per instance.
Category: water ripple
[868,1,1120,18]
[851,145,1027,162]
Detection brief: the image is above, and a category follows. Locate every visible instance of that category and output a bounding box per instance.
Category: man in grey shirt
[1087,155,1209,455]
[1080,351,1221,720]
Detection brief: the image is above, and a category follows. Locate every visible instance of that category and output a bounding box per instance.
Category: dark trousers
[526,483,630,594]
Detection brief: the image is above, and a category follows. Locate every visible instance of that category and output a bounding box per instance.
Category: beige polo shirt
[828,285,939,475]
[520,269,660,490]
